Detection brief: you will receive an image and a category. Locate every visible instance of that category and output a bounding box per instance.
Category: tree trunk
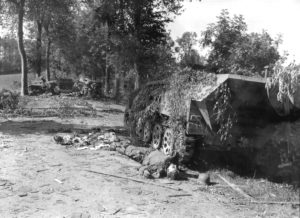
[104,21,110,95]
[119,0,125,32]
[134,62,140,90]
[45,36,51,81]
[119,70,125,101]
[36,20,42,78]
[17,0,28,96]
[133,0,142,91]
[104,52,110,95]
[114,72,120,100]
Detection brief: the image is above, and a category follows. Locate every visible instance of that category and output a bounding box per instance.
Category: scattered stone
[39,184,50,188]
[30,195,39,201]
[17,186,33,194]
[18,193,28,197]
[54,199,66,205]
[73,186,81,191]
[36,169,49,173]
[103,132,119,142]
[53,130,123,151]
[198,173,210,185]
[71,211,91,218]
[49,163,63,167]
[0,181,6,186]
[112,208,122,215]
[53,134,73,145]
[42,188,54,195]
[54,179,64,184]
[77,146,88,150]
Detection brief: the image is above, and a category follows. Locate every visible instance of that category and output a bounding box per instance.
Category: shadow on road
[0,120,125,136]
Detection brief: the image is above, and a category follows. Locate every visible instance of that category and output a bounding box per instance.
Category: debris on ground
[53,129,128,151]
[53,129,182,180]
[71,211,91,218]
[72,78,102,99]
[28,77,61,96]
[0,135,14,149]
[198,173,210,185]
[86,170,183,191]
[139,150,180,179]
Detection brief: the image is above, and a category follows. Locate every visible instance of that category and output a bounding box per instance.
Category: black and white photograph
[0,0,299,217]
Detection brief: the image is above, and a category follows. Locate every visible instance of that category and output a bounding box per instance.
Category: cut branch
[86,169,183,191]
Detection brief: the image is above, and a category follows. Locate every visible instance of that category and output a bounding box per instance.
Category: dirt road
[0,101,298,218]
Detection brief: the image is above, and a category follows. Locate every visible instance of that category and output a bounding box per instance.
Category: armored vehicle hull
[125,74,300,181]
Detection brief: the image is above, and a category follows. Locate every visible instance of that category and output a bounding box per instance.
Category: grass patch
[1,95,97,118]
[203,169,299,218]
[213,169,299,202]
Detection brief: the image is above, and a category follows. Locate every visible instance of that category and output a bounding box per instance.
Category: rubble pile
[54,130,130,151]
[53,129,180,180]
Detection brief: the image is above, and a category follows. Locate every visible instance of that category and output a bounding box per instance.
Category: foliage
[266,58,300,104]
[212,83,237,142]
[202,9,281,76]
[26,0,77,77]
[176,32,198,55]
[168,68,216,123]
[1,0,29,95]
[168,68,236,143]
[84,0,184,86]
[176,31,205,69]
[1,0,188,97]
[0,37,20,75]
[0,89,20,111]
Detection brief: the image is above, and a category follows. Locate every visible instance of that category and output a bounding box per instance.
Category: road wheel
[143,120,152,143]
[162,128,174,156]
[152,123,162,149]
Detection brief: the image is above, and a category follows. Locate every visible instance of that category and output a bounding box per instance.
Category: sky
[168,0,300,61]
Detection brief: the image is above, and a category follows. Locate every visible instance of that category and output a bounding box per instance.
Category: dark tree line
[0,3,290,96]
[1,0,187,96]
[0,36,20,74]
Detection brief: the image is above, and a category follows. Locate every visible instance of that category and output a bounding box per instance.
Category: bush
[0,89,20,111]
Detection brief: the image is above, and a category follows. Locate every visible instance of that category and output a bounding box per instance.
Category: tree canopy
[176,31,205,69]
[202,9,281,76]
[0,3,296,97]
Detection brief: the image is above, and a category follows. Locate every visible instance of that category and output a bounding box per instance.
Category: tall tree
[1,0,28,95]
[93,1,116,94]
[0,36,20,74]
[127,0,184,89]
[26,0,46,78]
[176,32,198,58]
[176,31,204,69]
[202,9,280,76]
[26,0,77,80]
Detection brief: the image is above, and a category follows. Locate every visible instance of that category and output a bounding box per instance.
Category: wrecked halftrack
[124,73,300,181]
